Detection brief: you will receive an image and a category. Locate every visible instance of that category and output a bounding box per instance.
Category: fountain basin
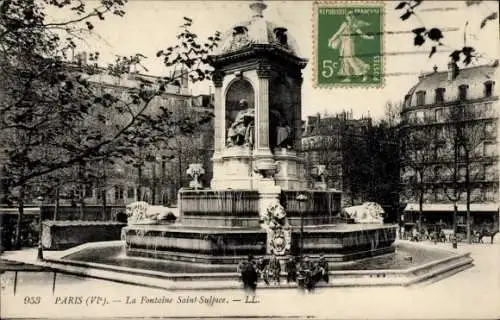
[37,240,473,289]
[123,224,397,264]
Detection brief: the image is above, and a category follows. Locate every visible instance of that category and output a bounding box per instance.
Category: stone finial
[187,163,205,190]
[249,0,267,18]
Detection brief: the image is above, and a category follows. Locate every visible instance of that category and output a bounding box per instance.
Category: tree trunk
[101,164,107,220]
[161,159,166,205]
[53,186,59,221]
[465,153,471,244]
[14,187,25,250]
[78,185,85,220]
[178,155,183,192]
[152,162,157,205]
[453,202,458,246]
[418,188,424,231]
[136,164,142,202]
[101,188,107,221]
[78,162,85,220]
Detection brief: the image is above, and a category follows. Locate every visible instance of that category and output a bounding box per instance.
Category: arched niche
[225,79,255,124]
[269,76,294,150]
[225,79,255,147]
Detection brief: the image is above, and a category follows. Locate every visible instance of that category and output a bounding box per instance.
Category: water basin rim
[123,224,398,233]
[55,242,458,277]
[45,257,239,279]
[48,252,469,279]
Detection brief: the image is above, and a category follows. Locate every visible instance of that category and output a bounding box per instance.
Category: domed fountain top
[215,0,301,57]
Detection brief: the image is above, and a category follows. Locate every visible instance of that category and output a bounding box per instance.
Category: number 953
[321,60,338,78]
[24,296,41,304]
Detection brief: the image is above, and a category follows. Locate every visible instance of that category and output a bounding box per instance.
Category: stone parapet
[42,221,126,250]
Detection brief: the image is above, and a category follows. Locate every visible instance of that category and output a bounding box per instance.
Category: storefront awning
[404,203,499,213]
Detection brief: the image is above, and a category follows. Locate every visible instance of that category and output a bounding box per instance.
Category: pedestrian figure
[257,257,270,285]
[285,256,297,283]
[298,256,316,293]
[268,255,281,285]
[307,259,323,292]
[318,254,329,283]
[239,255,258,294]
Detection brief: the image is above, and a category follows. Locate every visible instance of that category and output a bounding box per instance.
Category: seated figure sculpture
[276,119,292,149]
[227,99,255,148]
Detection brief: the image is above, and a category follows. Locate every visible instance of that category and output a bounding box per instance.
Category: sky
[46,0,499,120]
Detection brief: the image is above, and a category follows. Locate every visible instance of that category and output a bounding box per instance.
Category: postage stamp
[314,2,384,87]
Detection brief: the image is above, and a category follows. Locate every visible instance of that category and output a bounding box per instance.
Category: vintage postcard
[1,0,499,319]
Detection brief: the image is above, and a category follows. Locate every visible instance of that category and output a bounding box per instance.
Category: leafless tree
[441,104,493,243]
[400,126,437,229]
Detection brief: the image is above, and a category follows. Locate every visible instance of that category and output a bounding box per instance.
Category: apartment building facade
[400,62,498,229]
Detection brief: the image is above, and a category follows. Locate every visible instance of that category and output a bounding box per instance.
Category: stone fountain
[122,1,396,266]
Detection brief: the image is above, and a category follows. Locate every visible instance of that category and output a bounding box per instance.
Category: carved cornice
[208,44,308,70]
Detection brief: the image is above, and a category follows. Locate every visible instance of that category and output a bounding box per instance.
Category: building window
[127,186,135,199]
[458,84,468,101]
[458,166,467,182]
[483,142,495,157]
[416,111,424,123]
[483,164,493,180]
[472,103,484,118]
[435,108,444,122]
[484,122,495,137]
[458,145,467,158]
[434,166,442,180]
[485,187,496,201]
[484,102,494,117]
[436,144,446,159]
[115,185,124,201]
[435,88,445,104]
[484,81,494,97]
[416,91,426,106]
[436,187,445,201]
[84,184,93,198]
[436,126,446,140]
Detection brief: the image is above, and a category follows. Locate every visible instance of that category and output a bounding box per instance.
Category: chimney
[76,52,87,66]
[447,61,458,81]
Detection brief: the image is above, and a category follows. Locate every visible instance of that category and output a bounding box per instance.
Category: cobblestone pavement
[1,241,499,319]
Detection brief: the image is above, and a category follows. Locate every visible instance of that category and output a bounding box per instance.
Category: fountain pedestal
[211,147,254,189]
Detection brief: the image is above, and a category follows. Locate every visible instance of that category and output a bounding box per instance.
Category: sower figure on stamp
[328,11,374,82]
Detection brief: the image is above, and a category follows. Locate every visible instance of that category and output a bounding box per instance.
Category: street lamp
[36,196,44,261]
[296,193,308,259]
